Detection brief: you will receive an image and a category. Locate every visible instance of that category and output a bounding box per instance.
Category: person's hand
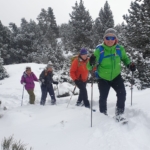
[74,80,81,86]
[128,63,136,71]
[53,81,58,85]
[22,82,26,86]
[41,79,45,83]
[89,54,96,66]
[38,80,42,85]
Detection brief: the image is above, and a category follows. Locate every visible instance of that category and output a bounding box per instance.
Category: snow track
[0,63,150,150]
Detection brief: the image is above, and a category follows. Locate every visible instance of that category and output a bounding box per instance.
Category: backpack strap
[97,45,122,64]
[116,45,122,59]
[96,45,104,64]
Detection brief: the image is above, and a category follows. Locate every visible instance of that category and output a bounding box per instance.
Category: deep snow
[0,63,150,150]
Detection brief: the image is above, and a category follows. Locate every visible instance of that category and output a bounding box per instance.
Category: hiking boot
[40,101,45,106]
[101,111,108,116]
[114,114,126,122]
[51,99,56,105]
[85,105,90,108]
[115,107,126,122]
[75,101,84,106]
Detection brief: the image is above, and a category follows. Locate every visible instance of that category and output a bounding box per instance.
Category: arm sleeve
[20,75,25,84]
[120,46,131,66]
[32,72,38,81]
[70,59,78,81]
[39,71,45,81]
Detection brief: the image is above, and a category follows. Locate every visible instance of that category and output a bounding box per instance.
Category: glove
[128,63,136,72]
[53,81,58,85]
[22,82,26,86]
[38,80,42,86]
[41,79,45,83]
[74,80,81,86]
[89,54,96,66]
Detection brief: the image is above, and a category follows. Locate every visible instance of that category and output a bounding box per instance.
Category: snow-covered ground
[0,63,150,150]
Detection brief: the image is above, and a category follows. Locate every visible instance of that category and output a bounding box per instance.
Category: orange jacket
[70,57,89,82]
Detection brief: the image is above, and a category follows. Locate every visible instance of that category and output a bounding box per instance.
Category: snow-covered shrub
[1,135,32,150]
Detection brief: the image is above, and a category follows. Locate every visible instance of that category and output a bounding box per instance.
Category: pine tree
[100,1,114,31]
[140,0,150,57]
[37,7,59,49]
[0,21,12,64]
[0,49,8,80]
[92,17,103,47]
[69,0,93,52]
[123,0,150,89]
[92,1,114,46]
[59,23,74,53]
[123,0,150,56]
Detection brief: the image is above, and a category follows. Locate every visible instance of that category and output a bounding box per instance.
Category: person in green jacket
[87,28,136,122]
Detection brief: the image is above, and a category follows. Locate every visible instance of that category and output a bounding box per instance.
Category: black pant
[76,81,90,107]
[40,84,56,105]
[98,74,126,113]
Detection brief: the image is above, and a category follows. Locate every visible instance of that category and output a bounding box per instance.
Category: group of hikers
[20,28,136,122]
[20,63,58,105]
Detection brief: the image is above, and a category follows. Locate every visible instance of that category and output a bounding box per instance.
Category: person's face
[80,54,88,60]
[104,33,116,47]
[26,69,31,75]
[47,67,52,71]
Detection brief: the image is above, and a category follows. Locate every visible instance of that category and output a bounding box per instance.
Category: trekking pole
[91,66,94,127]
[21,85,25,106]
[67,86,76,108]
[57,83,59,97]
[131,71,134,106]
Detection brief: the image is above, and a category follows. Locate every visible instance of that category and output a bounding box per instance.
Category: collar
[78,55,88,62]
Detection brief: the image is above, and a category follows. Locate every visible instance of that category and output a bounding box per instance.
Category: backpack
[71,55,81,67]
[94,44,122,78]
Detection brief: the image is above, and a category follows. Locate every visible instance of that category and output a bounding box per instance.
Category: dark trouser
[27,89,35,104]
[98,74,126,114]
[40,84,56,105]
[76,81,90,108]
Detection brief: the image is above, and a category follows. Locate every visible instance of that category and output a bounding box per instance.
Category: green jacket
[87,44,130,81]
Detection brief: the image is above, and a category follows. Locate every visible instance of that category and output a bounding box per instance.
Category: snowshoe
[114,115,128,124]
[75,101,84,107]
[51,100,56,105]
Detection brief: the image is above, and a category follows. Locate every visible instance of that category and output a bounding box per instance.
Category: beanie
[46,61,53,69]
[103,28,117,39]
[80,48,88,55]
[26,66,31,71]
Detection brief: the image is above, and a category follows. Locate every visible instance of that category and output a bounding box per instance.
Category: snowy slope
[0,63,150,150]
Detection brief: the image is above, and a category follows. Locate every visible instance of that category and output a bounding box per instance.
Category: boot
[115,107,126,122]
[40,100,45,106]
[103,111,108,116]
[75,101,84,106]
[51,99,56,105]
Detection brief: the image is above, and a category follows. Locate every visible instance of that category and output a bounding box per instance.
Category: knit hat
[26,66,31,71]
[80,48,88,55]
[46,61,53,69]
[103,28,117,39]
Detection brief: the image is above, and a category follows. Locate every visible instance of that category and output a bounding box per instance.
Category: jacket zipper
[111,48,113,80]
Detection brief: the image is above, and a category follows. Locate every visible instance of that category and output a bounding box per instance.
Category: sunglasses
[105,36,116,40]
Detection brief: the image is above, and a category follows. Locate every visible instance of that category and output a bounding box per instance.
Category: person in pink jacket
[20,66,38,104]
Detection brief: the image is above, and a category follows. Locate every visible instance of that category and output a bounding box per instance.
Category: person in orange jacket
[70,48,90,108]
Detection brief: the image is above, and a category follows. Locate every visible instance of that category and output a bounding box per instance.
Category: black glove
[74,80,81,86]
[128,63,136,72]
[53,81,58,85]
[89,54,96,66]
